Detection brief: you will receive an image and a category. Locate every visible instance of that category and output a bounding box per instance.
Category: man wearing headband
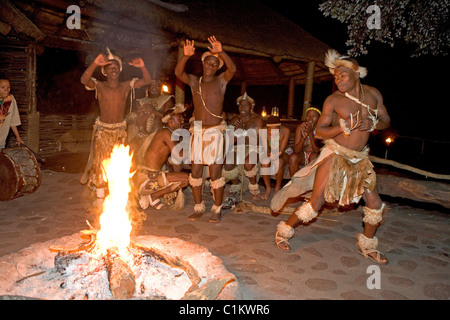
[175,36,236,223]
[260,115,291,200]
[288,106,321,176]
[136,111,188,211]
[127,80,175,166]
[222,92,264,208]
[273,49,391,265]
[80,48,151,210]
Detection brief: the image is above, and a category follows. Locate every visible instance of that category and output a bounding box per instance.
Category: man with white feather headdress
[272,49,391,265]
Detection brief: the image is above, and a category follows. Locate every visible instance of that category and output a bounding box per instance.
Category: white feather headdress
[162,103,186,124]
[324,49,367,78]
[236,92,255,107]
[101,47,123,76]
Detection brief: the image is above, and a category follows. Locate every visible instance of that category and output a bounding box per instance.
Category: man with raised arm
[80,48,151,209]
[175,36,236,223]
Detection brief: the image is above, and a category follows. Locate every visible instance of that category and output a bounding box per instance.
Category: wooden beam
[25,43,40,152]
[0,0,45,41]
[287,77,295,119]
[302,61,315,120]
[175,41,185,104]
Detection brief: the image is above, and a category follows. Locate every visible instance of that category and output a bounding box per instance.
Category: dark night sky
[263,1,449,141]
[260,1,450,174]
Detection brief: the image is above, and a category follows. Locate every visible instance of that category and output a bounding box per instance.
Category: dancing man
[175,36,236,222]
[80,48,151,209]
[274,50,390,265]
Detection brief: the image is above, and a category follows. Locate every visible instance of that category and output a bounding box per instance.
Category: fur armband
[189,174,203,188]
[294,202,318,223]
[362,202,386,226]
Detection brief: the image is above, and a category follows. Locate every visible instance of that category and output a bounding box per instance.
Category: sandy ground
[0,152,449,300]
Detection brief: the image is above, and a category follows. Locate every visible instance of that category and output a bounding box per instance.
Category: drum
[0,146,41,201]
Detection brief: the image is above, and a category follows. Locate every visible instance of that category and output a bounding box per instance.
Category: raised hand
[207,36,222,54]
[93,53,111,66]
[184,39,195,57]
[129,57,145,68]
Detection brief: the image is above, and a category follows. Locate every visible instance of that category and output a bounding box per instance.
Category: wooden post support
[301,61,315,121]
[175,40,185,105]
[25,44,40,152]
[287,77,295,119]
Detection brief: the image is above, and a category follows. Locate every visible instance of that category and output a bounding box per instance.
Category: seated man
[288,107,321,177]
[260,115,291,200]
[135,110,188,210]
[222,92,264,209]
[127,80,175,166]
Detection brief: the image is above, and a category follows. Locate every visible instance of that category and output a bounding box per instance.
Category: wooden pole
[301,61,315,121]
[25,44,40,153]
[287,77,295,119]
[175,40,185,105]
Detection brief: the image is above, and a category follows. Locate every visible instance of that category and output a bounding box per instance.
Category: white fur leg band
[294,202,318,223]
[210,177,226,190]
[248,182,260,196]
[189,174,203,188]
[356,233,378,255]
[211,204,222,214]
[363,202,386,226]
[194,201,205,214]
[244,165,258,178]
[276,221,294,240]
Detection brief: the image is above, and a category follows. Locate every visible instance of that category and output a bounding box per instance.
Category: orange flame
[96,145,134,258]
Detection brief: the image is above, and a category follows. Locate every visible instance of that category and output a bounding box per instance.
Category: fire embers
[52,243,193,300]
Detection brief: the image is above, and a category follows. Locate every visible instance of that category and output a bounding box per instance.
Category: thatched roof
[2,0,334,85]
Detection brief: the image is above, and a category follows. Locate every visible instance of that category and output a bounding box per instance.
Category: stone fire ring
[0,234,242,300]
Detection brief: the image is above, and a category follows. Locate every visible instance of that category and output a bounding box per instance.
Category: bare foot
[367,251,389,264]
[261,188,271,200]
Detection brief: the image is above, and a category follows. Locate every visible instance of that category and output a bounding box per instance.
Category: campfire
[0,144,237,300]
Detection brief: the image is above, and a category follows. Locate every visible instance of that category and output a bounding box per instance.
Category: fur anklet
[363,202,386,226]
[294,202,318,223]
[356,233,378,253]
[194,201,205,213]
[276,221,295,240]
[248,182,260,196]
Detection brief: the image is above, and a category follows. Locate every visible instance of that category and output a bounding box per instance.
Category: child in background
[0,77,24,149]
